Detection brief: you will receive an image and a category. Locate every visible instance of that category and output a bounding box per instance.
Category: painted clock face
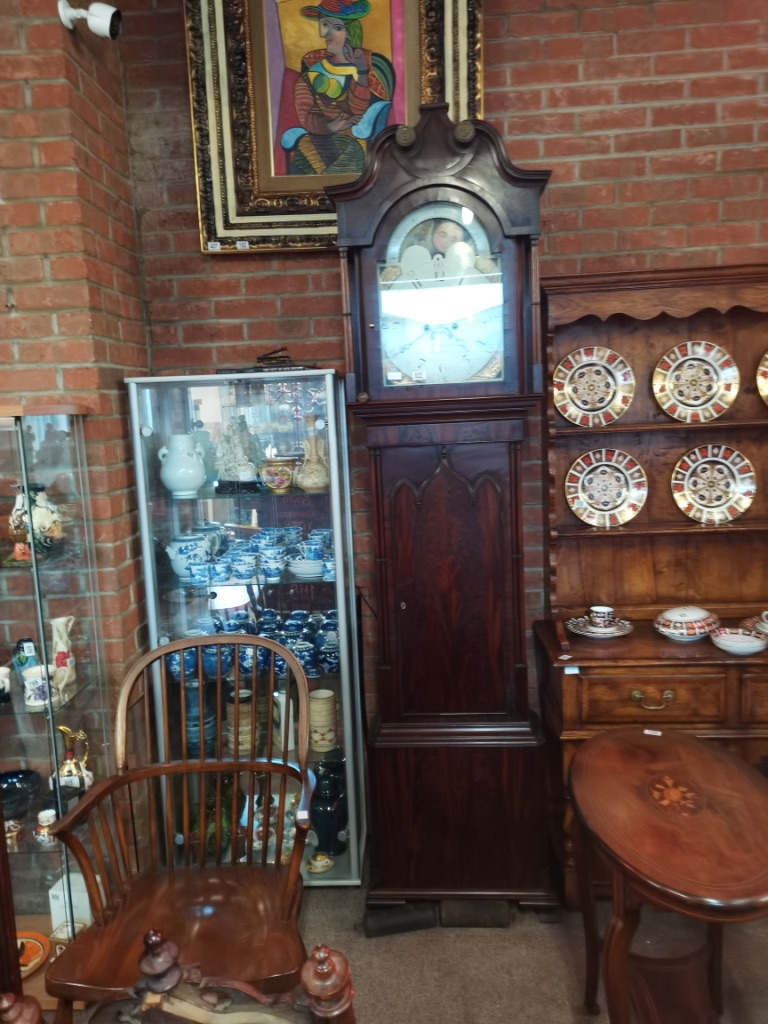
[377,201,504,387]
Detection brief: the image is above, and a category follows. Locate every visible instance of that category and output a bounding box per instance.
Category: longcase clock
[328,105,556,908]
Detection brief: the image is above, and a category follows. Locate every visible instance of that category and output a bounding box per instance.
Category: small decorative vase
[309,768,347,857]
[54,725,93,793]
[202,643,234,680]
[294,418,330,494]
[158,434,206,498]
[50,615,76,687]
[259,455,298,494]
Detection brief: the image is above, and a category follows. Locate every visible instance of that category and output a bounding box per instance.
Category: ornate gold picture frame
[184,0,483,252]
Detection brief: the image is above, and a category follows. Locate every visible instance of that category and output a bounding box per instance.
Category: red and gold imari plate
[672,443,756,525]
[757,351,768,406]
[652,340,739,422]
[553,346,635,427]
[565,448,648,528]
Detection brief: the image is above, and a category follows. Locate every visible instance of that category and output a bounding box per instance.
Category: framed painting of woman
[184,0,483,252]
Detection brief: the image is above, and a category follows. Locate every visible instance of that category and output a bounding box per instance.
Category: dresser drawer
[580,671,726,724]
[741,674,768,724]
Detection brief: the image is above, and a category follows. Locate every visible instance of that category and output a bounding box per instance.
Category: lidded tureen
[654,605,719,642]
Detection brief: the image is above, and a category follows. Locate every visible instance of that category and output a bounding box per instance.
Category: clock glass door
[377,201,504,388]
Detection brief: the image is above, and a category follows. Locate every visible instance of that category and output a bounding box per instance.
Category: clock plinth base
[365,715,557,906]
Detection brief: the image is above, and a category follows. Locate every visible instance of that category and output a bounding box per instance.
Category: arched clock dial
[376,201,504,387]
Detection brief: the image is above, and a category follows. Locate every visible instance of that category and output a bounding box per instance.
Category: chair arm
[48,775,123,838]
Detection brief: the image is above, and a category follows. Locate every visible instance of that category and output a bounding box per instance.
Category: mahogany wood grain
[361,412,555,904]
[367,732,553,903]
[544,264,768,324]
[301,945,356,1023]
[535,619,768,910]
[332,104,556,904]
[570,727,768,1023]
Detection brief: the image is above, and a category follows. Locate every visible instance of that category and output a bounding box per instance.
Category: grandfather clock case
[329,105,556,907]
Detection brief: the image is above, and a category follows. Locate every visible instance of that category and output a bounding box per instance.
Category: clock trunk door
[376,431,527,724]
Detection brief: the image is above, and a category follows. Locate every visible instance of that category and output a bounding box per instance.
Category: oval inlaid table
[569,726,768,1024]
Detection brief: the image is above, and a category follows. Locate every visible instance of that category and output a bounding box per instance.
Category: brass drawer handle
[631,689,674,711]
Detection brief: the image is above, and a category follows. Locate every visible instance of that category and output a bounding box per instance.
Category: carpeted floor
[299,882,768,1022]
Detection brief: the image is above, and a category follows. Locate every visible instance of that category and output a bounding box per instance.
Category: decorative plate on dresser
[652,340,740,422]
[565,448,648,528]
[553,346,635,427]
[757,351,768,405]
[671,443,756,525]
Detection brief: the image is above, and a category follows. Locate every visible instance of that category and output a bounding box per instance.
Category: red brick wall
[1,1,148,685]
[2,0,768,710]
[484,0,768,275]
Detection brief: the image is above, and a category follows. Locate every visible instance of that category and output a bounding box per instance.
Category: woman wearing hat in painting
[283,0,394,176]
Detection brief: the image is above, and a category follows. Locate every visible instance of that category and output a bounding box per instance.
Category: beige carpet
[299,882,768,1022]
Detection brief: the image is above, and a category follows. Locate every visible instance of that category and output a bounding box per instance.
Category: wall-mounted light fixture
[57,0,122,39]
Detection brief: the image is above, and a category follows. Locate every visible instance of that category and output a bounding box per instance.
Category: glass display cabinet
[0,404,108,998]
[126,369,365,885]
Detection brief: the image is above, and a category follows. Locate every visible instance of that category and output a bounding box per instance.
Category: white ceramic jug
[158,434,205,498]
[50,615,76,687]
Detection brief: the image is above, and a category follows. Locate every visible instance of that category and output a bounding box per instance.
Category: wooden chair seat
[46,866,306,1002]
[45,636,316,1024]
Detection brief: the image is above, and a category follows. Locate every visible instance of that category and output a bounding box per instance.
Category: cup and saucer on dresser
[565,604,634,640]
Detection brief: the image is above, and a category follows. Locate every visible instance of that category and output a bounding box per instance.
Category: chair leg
[53,998,73,1024]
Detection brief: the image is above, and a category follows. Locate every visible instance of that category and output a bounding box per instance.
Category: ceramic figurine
[215,416,263,482]
[8,485,63,561]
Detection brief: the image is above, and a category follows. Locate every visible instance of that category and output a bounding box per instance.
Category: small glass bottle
[34,808,57,846]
